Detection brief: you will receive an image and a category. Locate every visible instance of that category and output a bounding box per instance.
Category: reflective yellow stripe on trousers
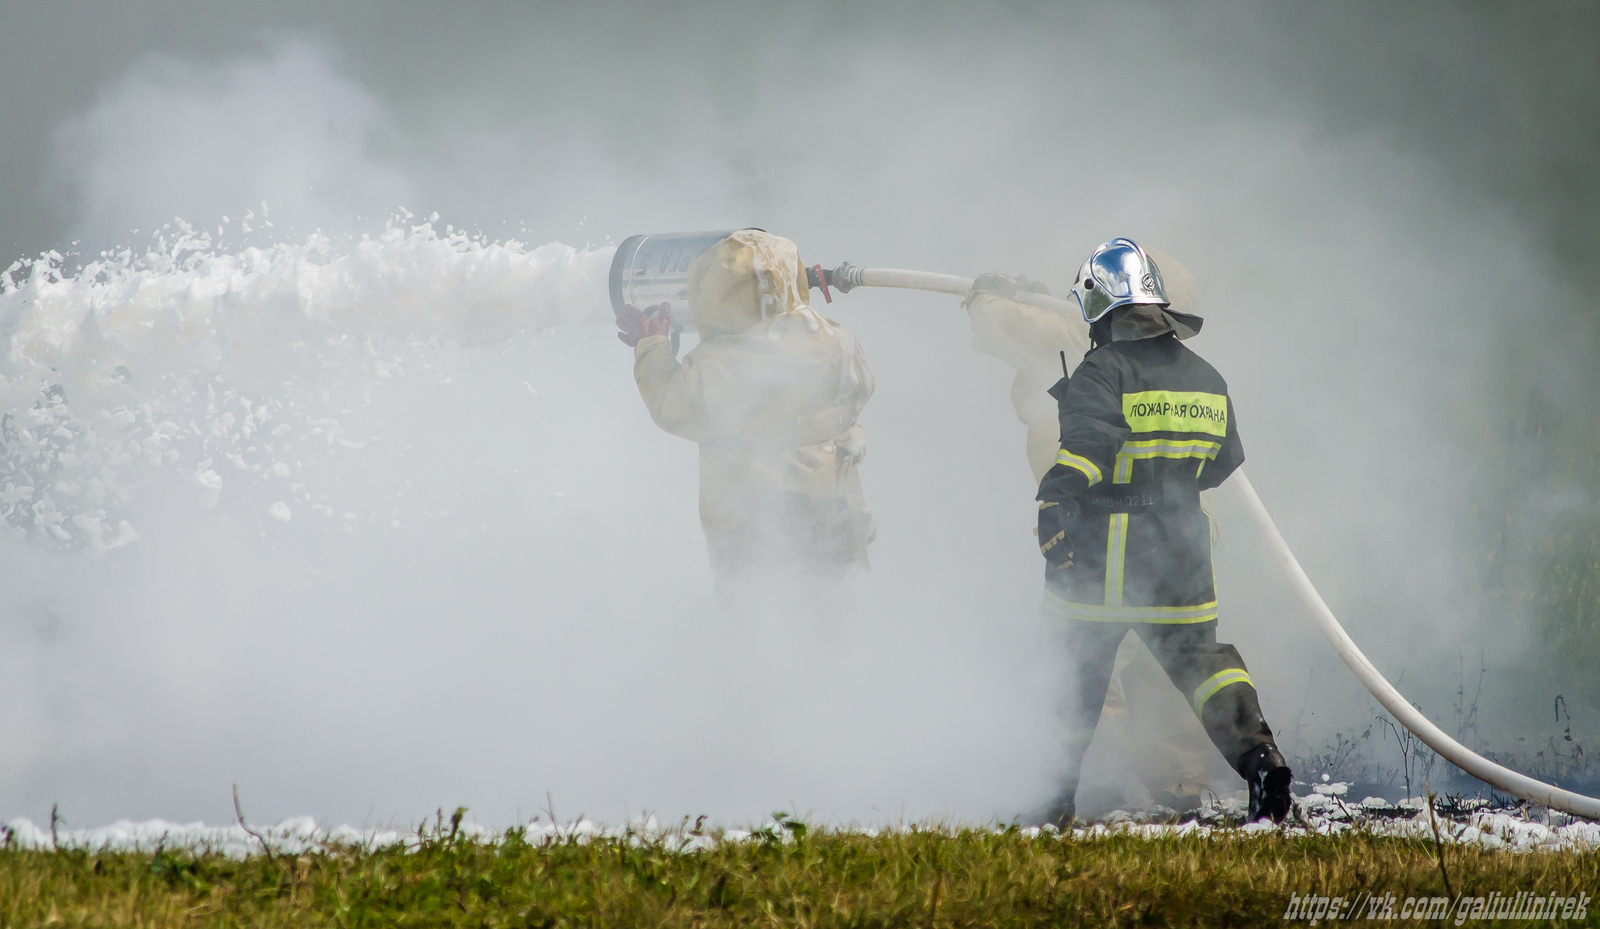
[1192,668,1253,716]
[1042,589,1219,624]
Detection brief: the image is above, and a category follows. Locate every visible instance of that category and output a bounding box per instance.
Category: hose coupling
[828,262,864,294]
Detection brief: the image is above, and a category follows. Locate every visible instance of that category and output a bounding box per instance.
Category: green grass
[5,822,1599,927]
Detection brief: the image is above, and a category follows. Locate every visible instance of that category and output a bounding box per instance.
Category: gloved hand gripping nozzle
[616,302,674,349]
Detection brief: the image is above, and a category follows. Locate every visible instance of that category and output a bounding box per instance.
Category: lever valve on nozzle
[805,262,862,295]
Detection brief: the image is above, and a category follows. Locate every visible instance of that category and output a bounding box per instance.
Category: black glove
[1036,461,1090,504]
[1038,497,1081,567]
[967,273,1050,304]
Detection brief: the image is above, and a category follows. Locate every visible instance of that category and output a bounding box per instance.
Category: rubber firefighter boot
[1243,744,1293,824]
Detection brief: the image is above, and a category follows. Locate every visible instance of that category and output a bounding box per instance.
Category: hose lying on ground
[1232,471,1600,818]
[834,264,1600,819]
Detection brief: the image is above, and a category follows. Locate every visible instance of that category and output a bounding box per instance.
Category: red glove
[616,303,646,346]
[641,305,671,340]
[617,303,672,347]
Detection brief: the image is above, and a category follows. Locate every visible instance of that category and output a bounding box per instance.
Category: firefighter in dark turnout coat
[1036,237,1292,824]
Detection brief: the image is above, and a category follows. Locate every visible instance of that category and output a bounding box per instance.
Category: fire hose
[826,262,1600,819]
[607,236,1599,815]
[823,263,1092,356]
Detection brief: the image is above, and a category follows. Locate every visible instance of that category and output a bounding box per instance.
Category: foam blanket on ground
[5,786,1597,856]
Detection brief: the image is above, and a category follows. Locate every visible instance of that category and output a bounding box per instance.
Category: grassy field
[4,819,1599,927]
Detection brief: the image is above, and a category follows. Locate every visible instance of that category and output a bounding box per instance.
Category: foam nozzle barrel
[610,229,755,333]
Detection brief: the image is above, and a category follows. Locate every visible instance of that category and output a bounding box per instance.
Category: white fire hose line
[843,268,1600,819]
[846,268,1090,355]
[850,268,1072,311]
[853,267,975,296]
[1233,472,1600,819]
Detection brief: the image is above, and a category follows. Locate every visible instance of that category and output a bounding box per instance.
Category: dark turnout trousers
[1051,614,1277,802]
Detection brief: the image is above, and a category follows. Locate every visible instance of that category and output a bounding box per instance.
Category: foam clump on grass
[0,814,715,858]
[1,816,411,857]
[1052,785,1600,853]
[7,791,1600,858]
[1058,813,1600,852]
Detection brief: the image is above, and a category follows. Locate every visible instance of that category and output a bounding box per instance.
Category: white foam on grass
[0,813,709,857]
[8,793,1599,857]
[1067,809,1600,854]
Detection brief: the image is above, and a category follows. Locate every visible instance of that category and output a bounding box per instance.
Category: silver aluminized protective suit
[632,231,877,586]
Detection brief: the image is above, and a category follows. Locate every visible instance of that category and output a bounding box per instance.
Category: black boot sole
[1259,767,1293,824]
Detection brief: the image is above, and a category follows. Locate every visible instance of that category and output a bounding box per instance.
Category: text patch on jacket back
[1122,390,1228,436]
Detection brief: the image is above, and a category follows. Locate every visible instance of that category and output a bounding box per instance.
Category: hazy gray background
[2,1,1597,828]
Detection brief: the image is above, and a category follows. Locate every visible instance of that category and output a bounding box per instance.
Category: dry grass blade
[2,824,1595,927]
[1423,783,1455,900]
[232,783,289,880]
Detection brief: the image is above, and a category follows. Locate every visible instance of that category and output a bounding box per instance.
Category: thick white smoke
[50,39,412,247]
[0,224,1056,828]
[2,9,1586,830]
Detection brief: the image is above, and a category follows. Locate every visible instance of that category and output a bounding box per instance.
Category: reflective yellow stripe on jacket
[1049,390,1227,625]
[1103,513,1128,606]
[1119,438,1222,460]
[1113,438,1223,495]
[1054,449,1103,486]
[1086,402,1225,618]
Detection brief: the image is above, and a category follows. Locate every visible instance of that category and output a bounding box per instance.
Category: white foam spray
[0,221,611,550]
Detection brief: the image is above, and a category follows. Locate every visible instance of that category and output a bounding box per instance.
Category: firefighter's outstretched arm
[621,302,709,443]
[1036,355,1126,502]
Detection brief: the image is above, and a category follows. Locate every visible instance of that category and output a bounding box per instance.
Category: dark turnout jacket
[1037,331,1243,623]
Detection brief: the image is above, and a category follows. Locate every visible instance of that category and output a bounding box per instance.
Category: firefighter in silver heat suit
[617,230,876,602]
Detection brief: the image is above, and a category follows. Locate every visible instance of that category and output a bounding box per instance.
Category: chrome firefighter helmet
[1068,237,1169,323]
